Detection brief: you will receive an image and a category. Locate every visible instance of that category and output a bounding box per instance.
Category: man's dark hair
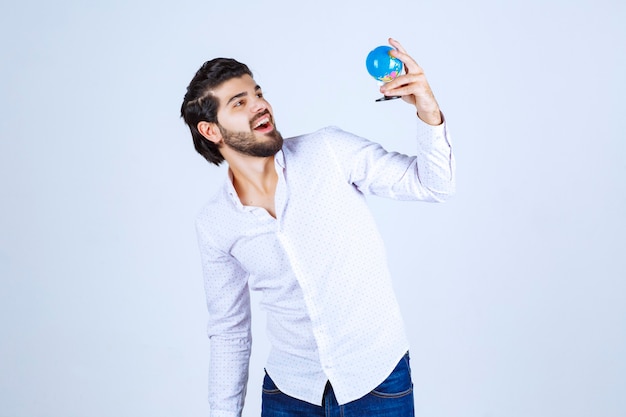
[180,58,253,165]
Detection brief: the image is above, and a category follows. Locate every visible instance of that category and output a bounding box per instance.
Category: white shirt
[195,117,455,417]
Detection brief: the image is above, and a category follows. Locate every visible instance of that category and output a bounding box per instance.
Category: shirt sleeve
[326,114,455,202]
[196,222,252,417]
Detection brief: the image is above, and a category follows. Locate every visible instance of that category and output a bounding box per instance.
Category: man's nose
[250,96,267,113]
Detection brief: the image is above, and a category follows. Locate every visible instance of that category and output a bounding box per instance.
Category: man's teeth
[254,116,270,129]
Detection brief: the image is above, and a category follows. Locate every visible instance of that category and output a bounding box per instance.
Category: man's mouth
[251,112,273,133]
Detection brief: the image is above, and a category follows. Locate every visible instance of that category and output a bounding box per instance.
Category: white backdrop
[1,1,625,416]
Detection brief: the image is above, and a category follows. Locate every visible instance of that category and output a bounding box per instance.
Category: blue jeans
[262,353,414,417]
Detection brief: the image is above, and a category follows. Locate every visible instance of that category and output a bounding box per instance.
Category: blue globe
[366,46,403,83]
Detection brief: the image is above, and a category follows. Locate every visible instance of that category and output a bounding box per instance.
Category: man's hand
[379,38,442,126]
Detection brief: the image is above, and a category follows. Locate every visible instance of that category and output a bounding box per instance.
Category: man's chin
[247,134,283,157]
[257,129,283,145]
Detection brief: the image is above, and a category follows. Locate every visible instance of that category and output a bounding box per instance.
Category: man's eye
[257,93,263,98]
[234,100,244,107]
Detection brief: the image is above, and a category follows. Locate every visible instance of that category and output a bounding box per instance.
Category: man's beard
[218,113,283,158]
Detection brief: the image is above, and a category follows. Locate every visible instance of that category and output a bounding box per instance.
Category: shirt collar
[225,169,242,208]
[274,148,286,169]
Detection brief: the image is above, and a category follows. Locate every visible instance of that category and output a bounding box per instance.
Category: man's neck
[228,155,278,217]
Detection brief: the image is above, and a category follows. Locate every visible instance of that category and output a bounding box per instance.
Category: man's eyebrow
[226,85,262,106]
[226,91,247,106]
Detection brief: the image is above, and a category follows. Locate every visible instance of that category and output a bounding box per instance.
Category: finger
[390,52,420,76]
[395,53,423,75]
[382,82,423,97]
[382,72,423,92]
[388,45,421,74]
[388,38,407,54]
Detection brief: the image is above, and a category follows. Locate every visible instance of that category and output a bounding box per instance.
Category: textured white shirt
[195,117,455,417]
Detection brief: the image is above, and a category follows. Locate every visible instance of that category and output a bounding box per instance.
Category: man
[180,38,455,417]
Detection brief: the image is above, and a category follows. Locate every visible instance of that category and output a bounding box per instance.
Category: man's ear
[197,121,222,145]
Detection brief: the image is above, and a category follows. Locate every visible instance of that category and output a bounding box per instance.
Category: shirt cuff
[209,408,242,417]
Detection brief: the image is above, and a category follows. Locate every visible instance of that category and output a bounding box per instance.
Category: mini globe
[366,46,403,83]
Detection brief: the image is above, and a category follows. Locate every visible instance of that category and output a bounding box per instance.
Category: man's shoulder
[195,181,231,225]
[282,126,375,163]
[282,126,349,152]
[284,126,345,143]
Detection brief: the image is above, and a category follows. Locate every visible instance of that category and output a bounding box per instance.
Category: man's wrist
[417,108,443,126]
